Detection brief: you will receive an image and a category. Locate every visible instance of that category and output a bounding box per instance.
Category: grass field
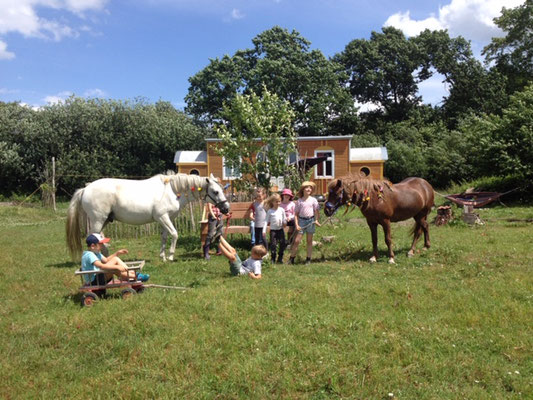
[0,201,532,399]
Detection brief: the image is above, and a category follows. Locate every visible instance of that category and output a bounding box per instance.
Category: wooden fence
[103,194,256,241]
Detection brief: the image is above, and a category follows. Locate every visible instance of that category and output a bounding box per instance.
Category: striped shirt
[295,196,319,218]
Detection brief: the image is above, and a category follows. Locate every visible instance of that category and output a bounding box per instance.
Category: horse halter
[325,186,348,215]
[203,183,229,211]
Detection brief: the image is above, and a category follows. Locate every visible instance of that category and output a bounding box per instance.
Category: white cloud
[43,90,73,104]
[230,8,245,20]
[0,40,15,60]
[84,88,106,97]
[0,0,108,58]
[385,0,525,41]
[0,87,19,94]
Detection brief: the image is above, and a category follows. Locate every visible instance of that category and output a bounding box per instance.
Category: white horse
[66,172,230,261]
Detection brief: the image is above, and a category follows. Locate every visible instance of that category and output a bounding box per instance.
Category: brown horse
[324,176,434,263]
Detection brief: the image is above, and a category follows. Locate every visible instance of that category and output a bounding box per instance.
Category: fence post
[52,157,56,212]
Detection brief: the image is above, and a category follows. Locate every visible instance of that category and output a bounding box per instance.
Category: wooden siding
[198,138,384,193]
[349,161,384,179]
[176,163,208,176]
[298,138,351,194]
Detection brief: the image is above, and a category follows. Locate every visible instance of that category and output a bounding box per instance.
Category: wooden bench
[200,202,252,245]
[200,202,290,246]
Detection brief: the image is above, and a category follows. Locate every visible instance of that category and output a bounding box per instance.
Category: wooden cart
[75,260,146,307]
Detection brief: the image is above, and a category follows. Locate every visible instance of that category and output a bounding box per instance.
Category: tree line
[1,1,532,197]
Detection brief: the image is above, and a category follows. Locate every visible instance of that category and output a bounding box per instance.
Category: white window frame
[222,156,241,180]
[314,149,335,179]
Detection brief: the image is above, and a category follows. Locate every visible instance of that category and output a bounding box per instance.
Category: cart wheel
[135,286,145,294]
[121,287,137,299]
[81,292,98,307]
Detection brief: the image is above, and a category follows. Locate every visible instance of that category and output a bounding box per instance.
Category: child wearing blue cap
[81,233,150,285]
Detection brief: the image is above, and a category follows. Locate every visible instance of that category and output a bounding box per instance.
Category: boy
[203,202,223,259]
[81,233,149,285]
[218,236,267,279]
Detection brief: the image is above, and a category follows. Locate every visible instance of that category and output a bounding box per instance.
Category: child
[265,193,287,263]
[81,233,150,284]
[218,236,267,279]
[288,181,321,265]
[245,187,267,247]
[203,202,223,260]
[280,188,295,244]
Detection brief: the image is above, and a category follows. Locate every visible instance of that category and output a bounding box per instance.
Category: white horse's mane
[162,171,218,199]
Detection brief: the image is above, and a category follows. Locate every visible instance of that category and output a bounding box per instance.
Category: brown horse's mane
[326,175,393,208]
[333,175,392,195]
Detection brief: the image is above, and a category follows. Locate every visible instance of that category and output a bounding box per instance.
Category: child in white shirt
[266,193,287,263]
[218,236,267,279]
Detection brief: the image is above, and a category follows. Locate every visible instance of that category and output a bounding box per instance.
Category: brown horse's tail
[66,188,87,261]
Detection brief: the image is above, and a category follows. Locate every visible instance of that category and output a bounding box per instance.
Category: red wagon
[75,260,146,307]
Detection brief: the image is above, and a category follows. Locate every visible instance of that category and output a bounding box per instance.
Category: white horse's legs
[160,230,168,261]
[158,214,178,261]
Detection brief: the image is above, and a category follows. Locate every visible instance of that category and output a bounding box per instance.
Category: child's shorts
[91,273,112,286]
[229,253,243,276]
[297,216,316,234]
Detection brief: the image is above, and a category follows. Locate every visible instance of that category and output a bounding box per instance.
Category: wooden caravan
[174,136,388,194]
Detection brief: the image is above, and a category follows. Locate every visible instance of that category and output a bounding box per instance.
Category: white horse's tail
[66,188,87,260]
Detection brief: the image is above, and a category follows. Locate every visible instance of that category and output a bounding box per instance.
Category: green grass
[1,203,532,399]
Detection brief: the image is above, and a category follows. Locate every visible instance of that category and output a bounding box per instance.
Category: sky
[0,0,525,110]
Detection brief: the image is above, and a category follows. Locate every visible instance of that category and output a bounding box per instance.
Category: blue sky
[0,0,524,109]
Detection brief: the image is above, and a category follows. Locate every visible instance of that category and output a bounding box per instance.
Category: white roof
[173,151,207,164]
[350,147,388,161]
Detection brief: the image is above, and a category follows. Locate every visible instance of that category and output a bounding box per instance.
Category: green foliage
[186,26,357,136]
[460,84,533,181]
[334,27,428,121]
[483,0,533,94]
[214,88,297,192]
[415,30,508,125]
[0,98,208,196]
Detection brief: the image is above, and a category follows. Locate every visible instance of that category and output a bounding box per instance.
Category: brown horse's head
[325,178,349,216]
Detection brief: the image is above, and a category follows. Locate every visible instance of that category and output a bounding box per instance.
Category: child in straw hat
[288,181,321,265]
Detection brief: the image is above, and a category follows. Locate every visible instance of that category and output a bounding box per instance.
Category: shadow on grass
[64,290,137,307]
[315,244,418,264]
[45,261,78,269]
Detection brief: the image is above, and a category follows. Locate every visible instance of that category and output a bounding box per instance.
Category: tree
[214,88,297,192]
[415,29,508,125]
[465,83,533,179]
[186,26,357,136]
[483,0,533,94]
[334,27,430,122]
[0,98,209,196]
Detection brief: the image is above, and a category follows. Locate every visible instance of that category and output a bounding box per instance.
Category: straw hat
[300,181,316,189]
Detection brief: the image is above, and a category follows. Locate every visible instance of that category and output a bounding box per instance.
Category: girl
[246,188,267,247]
[280,188,295,245]
[288,181,321,265]
[265,193,287,263]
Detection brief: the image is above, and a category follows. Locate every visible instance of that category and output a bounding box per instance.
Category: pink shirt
[295,196,319,218]
[280,201,295,221]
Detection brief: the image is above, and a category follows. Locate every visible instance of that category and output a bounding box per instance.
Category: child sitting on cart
[81,233,150,285]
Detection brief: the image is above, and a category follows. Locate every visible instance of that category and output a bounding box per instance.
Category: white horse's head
[205,173,230,214]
